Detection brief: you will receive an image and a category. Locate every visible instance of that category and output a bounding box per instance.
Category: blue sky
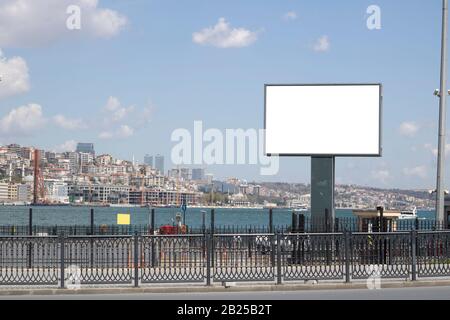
[0,0,447,189]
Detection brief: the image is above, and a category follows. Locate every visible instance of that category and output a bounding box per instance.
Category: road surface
[2,285,450,300]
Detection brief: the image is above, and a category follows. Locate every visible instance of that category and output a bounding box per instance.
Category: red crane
[33,149,44,205]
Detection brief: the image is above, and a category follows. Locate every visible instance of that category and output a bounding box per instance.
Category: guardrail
[1,231,450,288]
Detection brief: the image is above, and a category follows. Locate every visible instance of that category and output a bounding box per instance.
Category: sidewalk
[2,279,450,297]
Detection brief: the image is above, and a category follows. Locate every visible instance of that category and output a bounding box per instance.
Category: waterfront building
[129,189,201,206]
[68,183,130,204]
[44,180,69,204]
[0,182,8,202]
[17,184,31,202]
[8,184,17,201]
[251,185,261,196]
[229,193,251,207]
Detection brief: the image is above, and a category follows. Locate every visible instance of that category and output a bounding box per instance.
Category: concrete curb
[1,280,450,296]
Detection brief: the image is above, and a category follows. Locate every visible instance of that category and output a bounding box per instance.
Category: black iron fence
[0,207,447,236]
[0,218,446,236]
[2,230,450,288]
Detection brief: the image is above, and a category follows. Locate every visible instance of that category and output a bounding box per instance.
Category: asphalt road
[3,286,450,300]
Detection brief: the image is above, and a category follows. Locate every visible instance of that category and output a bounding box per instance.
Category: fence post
[210,210,215,268]
[292,211,298,233]
[134,232,139,288]
[411,230,417,281]
[298,214,305,233]
[206,234,211,286]
[151,208,155,234]
[150,209,156,267]
[276,233,282,285]
[210,209,215,235]
[60,234,65,289]
[248,228,253,258]
[29,208,33,236]
[269,209,273,234]
[27,208,33,269]
[344,231,351,283]
[90,208,94,235]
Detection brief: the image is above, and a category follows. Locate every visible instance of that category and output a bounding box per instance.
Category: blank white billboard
[265,84,382,156]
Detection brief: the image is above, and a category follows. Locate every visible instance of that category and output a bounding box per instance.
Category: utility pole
[436,0,449,224]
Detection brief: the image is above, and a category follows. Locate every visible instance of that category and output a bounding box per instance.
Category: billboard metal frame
[264,83,383,157]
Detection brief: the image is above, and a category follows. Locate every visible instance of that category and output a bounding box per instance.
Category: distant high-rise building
[68,152,80,174]
[76,143,95,156]
[144,155,154,167]
[79,153,93,166]
[155,155,164,175]
[192,168,205,181]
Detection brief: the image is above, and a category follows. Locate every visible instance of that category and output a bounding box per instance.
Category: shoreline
[0,203,436,212]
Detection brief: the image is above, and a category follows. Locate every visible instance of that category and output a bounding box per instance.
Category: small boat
[292,204,309,213]
[399,207,418,220]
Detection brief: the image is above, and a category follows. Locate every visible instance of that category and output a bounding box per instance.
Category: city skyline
[0,0,448,189]
[0,141,436,210]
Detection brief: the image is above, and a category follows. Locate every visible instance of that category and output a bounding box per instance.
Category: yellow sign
[117,213,131,225]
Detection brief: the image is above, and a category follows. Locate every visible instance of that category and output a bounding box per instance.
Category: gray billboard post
[436,0,448,225]
[311,157,335,232]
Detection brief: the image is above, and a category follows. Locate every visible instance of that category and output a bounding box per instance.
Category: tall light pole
[436,0,449,224]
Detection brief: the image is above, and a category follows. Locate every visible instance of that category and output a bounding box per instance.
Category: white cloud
[90,8,127,38]
[193,18,258,48]
[104,96,121,112]
[0,50,30,99]
[399,121,419,137]
[0,0,127,48]
[283,11,298,21]
[99,124,134,139]
[403,166,428,179]
[140,106,153,125]
[55,140,77,152]
[53,114,86,130]
[117,124,134,138]
[313,35,330,52]
[98,131,113,139]
[424,143,450,157]
[0,103,46,135]
[371,169,390,184]
[102,96,135,123]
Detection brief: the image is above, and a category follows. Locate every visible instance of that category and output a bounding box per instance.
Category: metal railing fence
[1,231,450,288]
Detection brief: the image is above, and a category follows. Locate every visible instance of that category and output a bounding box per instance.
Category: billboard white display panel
[265,84,382,156]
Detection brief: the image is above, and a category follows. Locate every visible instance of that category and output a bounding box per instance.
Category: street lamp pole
[436,0,449,224]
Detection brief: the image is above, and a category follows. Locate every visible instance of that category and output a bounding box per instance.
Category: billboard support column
[311,157,335,232]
